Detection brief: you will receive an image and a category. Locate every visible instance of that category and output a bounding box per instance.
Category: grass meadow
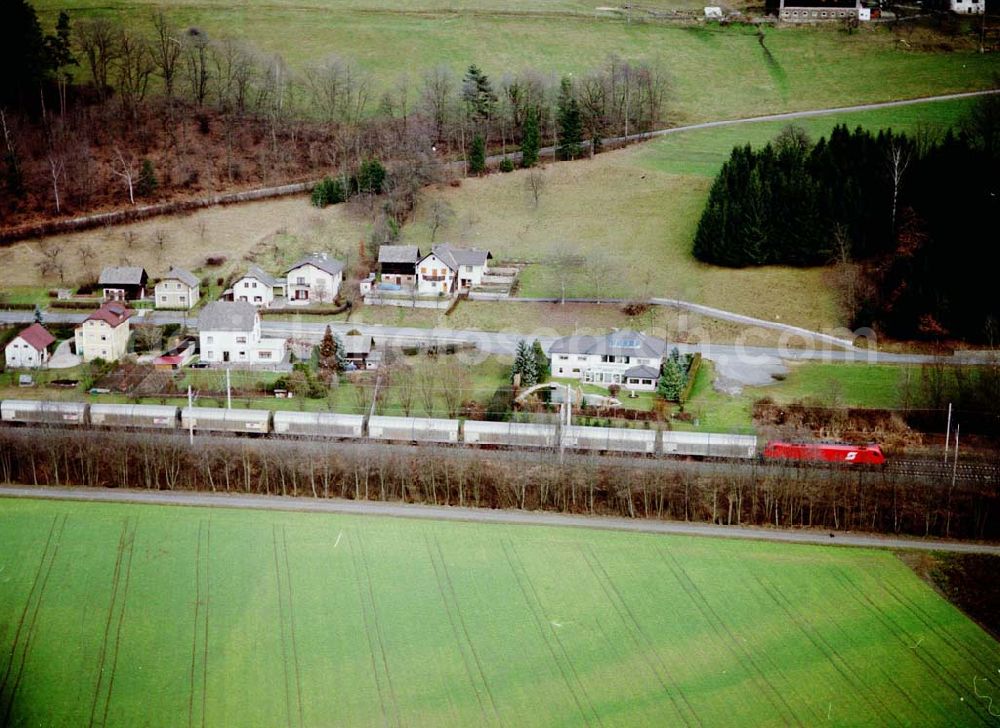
[2,498,999,726]
[34,1,999,125]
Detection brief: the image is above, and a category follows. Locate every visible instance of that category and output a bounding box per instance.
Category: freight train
[0,399,885,464]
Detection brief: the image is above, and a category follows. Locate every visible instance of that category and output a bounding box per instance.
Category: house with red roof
[74,302,133,362]
[4,323,56,369]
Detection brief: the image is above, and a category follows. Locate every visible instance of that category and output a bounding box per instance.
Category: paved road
[2,484,997,554]
[3,309,995,368]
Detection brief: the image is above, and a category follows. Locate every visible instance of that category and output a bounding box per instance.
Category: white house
[4,323,55,369]
[285,254,344,304]
[950,0,984,13]
[416,244,492,295]
[549,330,666,391]
[231,266,284,308]
[74,302,132,363]
[154,267,201,310]
[198,301,286,365]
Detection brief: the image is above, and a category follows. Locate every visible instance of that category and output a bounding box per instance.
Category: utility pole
[226,368,232,410]
[187,385,194,446]
[944,402,952,464]
[951,424,960,490]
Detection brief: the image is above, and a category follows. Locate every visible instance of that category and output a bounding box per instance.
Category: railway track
[887,459,1000,484]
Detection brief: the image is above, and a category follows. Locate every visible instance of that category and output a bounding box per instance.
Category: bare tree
[550,246,583,304]
[887,136,911,234]
[151,11,182,99]
[116,27,156,123]
[525,169,546,208]
[35,240,66,283]
[77,18,121,102]
[421,66,455,145]
[47,153,66,214]
[427,199,454,241]
[395,362,415,416]
[111,147,139,204]
[183,28,211,106]
[134,325,164,353]
[305,55,371,126]
[417,360,437,416]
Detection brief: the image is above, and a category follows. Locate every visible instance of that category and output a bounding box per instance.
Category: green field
[34,1,999,125]
[1,498,998,726]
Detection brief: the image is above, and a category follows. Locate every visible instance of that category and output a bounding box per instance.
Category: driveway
[47,339,81,369]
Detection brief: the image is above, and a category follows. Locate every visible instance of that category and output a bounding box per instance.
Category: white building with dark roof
[231,266,284,308]
[197,301,286,365]
[154,267,201,310]
[548,329,666,391]
[285,254,344,304]
[416,244,492,294]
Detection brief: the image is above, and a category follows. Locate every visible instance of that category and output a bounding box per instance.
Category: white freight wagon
[0,399,87,425]
[181,406,270,433]
[463,420,558,448]
[661,431,758,459]
[367,416,460,444]
[562,425,657,454]
[272,411,365,438]
[90,404,178,429]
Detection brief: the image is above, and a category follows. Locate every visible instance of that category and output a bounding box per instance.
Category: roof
[549,330,668,359]
[237,265,279,287]
[84,302,132,328]
[344,335,373,355]
[160,266,199,288]
[286,254,344,277]
[421,244,491,271]
[378,245,421,265]
[198,301,258,332]
[13,323,55,351]
[99,266,147,286]
[624,365,660,380]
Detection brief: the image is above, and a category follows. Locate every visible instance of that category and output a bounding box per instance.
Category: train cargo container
[662,431,758,459]
[90,404,179,429]
[272,411,365,438]
[367,416,460,444]
[463,420,558,448]
[562,425,657,454]
[180,406,270,434]
[0,399,87,425]
[763,441,885,465]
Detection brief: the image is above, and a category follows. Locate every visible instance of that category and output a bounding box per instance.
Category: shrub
[311,176,347,208]
[499,157,515,173]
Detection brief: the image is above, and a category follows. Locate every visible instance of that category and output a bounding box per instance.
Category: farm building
[950,0,984,12]
[4,323,56,369]
[416,245,492,295]
[74,302,132,362]
[99,266,148,302]
[344,334,378,370]
[549,329,665,391]
[285,254,344,304]
[197,301,286,365]
[231,266,284,308]
[777,0,861,21]
[154,267,200,310]
[377,245,421,287]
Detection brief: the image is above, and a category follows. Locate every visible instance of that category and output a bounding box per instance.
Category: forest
[692,97,1000,342]
[0,0,666,234]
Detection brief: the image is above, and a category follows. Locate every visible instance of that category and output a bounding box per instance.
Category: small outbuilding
[4,323,56,369]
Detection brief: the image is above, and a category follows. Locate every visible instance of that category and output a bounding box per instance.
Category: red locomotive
[762,441,886,465]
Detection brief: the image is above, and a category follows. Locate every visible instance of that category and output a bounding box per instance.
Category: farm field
[33,2,999,125]
[2,497,998,726]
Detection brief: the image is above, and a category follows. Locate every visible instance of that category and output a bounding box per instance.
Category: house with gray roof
[416,244,492,295]
[197,301,286,365]
[231,265,285,308]
[285,253,344,304]
[377,245,421,287]
[548,329,666,391]
[154,267,201,310]
[99,266,148,301]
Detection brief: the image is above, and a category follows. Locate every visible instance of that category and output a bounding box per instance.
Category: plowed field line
[99,519,137,728]
[281,526,305,728]
[580,544,699,727]
[357,532,401,728]
[271,524,294,728]
[659,546,803,727]
[347,533,390,727]
[501,539,600,728]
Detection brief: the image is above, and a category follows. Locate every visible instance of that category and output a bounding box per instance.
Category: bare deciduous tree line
[0,428,996,541]
[2,11,668,231]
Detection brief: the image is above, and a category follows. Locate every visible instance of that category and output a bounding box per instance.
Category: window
[160,296,167,302]
[558,355,569,360]
[254,296,262,303]
[100,335,107,341]
[259,351,272,360]
[296,277,305,285]
[207,336,214,344]
[239,351,247,359]
[236,337,247,344]
[206,351,213,359]
[251,281,258,288]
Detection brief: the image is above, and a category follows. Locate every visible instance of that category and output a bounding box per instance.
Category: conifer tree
[532,339,549,381]
[556,77,583,161]
[521,107,540,168]
[510,339,538,387]
[468,134,486,175]
[657,359,684,401]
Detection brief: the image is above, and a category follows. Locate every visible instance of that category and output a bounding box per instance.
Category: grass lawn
[33,1,999,125]
[2,497,998,726]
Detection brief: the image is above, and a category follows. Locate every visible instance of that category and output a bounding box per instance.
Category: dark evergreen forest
[693,99,1000,342]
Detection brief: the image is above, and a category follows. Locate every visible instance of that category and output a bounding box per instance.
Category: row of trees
[693,96,1000,341]
[2,427,996,539]
[1,2,668,228]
